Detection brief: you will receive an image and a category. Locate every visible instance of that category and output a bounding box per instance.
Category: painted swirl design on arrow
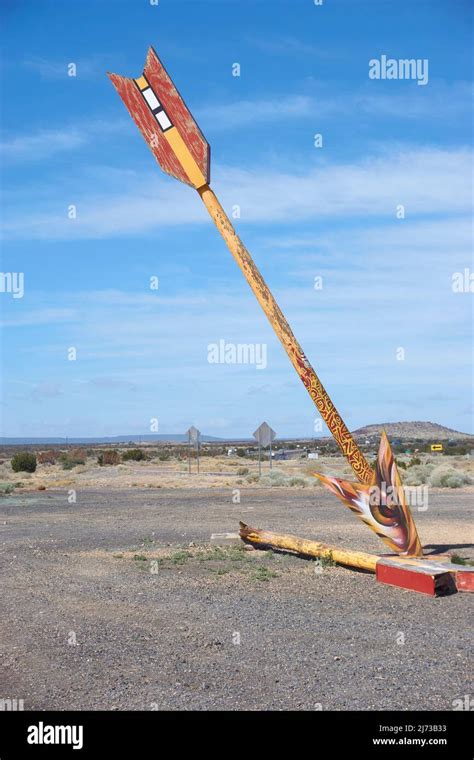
[313,432,423,556]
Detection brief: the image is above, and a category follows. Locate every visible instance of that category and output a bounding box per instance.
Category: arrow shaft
[198,184,373,485]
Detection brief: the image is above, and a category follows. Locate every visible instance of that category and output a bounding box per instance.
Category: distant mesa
[351,421,473,441]
[0,434,223,445]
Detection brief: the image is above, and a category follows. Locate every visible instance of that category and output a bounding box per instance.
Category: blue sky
[0,0,472,439]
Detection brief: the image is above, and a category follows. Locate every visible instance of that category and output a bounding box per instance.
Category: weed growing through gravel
[198,546,247,562]
[169,550,193,564]
[121,543,284,580]
[251,566,279,582]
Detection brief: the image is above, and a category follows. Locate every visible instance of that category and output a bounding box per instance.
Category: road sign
[252,422,276,476]
[186,426,200,444]
[253,422,276,448]
[186,426,200,474]
[109,49,422,556]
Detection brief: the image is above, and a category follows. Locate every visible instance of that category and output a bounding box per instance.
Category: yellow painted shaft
[239,522,378,572]
[198,184,373,484]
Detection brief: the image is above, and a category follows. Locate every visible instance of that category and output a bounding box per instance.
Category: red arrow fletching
[108,47,210,188]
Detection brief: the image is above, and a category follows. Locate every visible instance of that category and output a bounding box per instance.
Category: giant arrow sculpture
[109,47,423,557]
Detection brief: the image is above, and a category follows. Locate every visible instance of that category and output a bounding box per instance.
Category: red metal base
[376,558,457,596]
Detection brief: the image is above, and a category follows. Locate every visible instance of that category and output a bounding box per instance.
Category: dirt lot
[0,486,472,711]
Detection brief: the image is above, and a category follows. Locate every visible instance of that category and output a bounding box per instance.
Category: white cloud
[2,145,470,241]
[198,95,314,129]
[0,119,130,163]
[23,54,107,80]
[0,308,77,328]
[198,80,473,130]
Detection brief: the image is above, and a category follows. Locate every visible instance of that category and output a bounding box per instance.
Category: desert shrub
[259,470,288,487]
[236,448,246,457]
[97,450,120,466]
[122,448,146,462]
[428,465,471,488]
[237,467,249,476]
[37,449,60,465]
[289,476,307,487]
[0,483,14,494]
[158,450,170,461]
[403,464,436,486]
[443,474,466,488]
[444,444,471,456]
[59,449,87,469]
[409,456,422,467]
[303,462,322,476]
[68,448,87,464]
[11,452,37,473]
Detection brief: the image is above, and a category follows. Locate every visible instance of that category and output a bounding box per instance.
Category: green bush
[11,452,37,473]
[236,448,246,457]
[237,467,249,476]
[122,448,146,462]
[158,450,170,461]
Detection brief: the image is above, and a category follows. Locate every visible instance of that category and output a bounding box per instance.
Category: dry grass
[0,452,472,492]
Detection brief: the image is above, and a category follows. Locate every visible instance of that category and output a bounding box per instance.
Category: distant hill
[351,421,473,441]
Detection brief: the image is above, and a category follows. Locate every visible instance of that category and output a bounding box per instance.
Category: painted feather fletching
[313,432,423,556]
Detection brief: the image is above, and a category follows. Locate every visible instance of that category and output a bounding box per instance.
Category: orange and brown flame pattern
[314,432,423,556]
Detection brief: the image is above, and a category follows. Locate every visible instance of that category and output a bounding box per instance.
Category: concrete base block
[210,532,241,546]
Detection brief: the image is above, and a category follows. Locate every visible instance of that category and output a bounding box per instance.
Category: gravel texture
[0,487,472,711]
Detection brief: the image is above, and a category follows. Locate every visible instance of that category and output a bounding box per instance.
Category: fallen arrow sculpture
[239,523,473,596]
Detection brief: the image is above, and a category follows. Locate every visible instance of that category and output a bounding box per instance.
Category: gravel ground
[0,487,472,711]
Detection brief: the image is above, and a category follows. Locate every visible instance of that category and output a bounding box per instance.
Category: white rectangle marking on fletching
[156,111,172,130]
[143,88,160,110]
